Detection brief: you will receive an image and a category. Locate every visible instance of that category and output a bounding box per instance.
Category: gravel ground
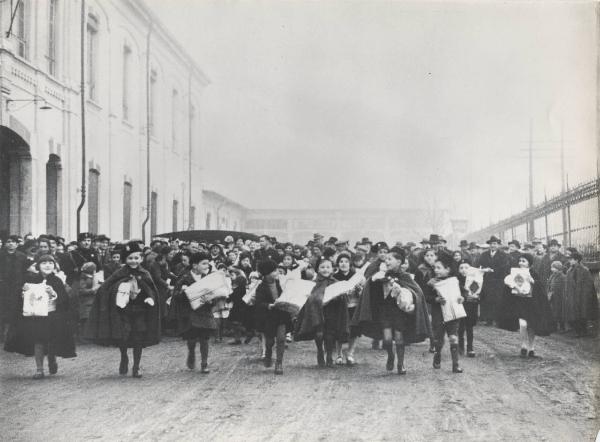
[1,326,598,442]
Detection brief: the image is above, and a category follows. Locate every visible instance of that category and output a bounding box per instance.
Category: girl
[226,267,249,345]
[5,254,76,379]
[169,252,216,373]
[415,249,437,353]
[333,253,358,365]
[212,263,231,343]
[254,260,293,374]
[426,255,464,373]
[456,260,479,357]
[547,261,566,332]
[500,254,554,357]
[352,249,431,374]
[295,258,346,367]
[84,242,160,378]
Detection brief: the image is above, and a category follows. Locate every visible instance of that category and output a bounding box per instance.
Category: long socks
[119,346,129,375]
[132,347,142,377]
[315,335,325,367]
[187,340,196,369]
[199,337,209,372]
[34,343,45,377]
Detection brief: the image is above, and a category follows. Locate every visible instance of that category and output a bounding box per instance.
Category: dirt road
[1,326,598,441]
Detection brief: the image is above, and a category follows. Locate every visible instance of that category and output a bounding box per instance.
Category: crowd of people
[0,230,598,379]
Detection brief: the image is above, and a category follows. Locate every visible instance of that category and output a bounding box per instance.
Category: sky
[144,0,597,230]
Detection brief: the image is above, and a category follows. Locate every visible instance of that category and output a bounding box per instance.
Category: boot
[458,336,465,355]
[396,344,406,375]
[264,345,273,368]
[275,339,284,375]
[451,344,463,373]
[119,349,129,375]
[325,336,334,367]
[186,341,196,370]
[132,347,142,378]
[433,350,441,369]
[384,342,394,371]
[199,338,210,372]
[315,339,325,367]
[48,354,58,375]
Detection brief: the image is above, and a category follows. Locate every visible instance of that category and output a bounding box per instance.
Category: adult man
[223,235,235,252]
[478,235,511,325]
[254,235,280,264]
[507,240,521,267]
[0,235,28,341]
[60,232,100,285]
[538,239,567,293]
[94,234,112,267]
[459,240,471,261]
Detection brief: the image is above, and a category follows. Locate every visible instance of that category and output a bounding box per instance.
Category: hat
[95,234,110,242]
[314,233,324,240]
[570,251,583,262]
[551,261,564,271]
[420,238,430,245]
[519,253,534,267]
[548,239,561,247]
[224,235,234,243]
[438,236,447,244]
[121,241,143,262]
[428,234,441,244]
[6,234,20,242]
[190,252,211,264]
[327,237,338,245]
[36,254,56,265]
[336,252,352,265]
[406,241,416,248]
[361,237,372,245]
[335,239,347,246]
[257,260,278,276]
[394,241,404,248]
[389,246,406,262]
[373,241,389,253]
[532,238,542,245]
[356,244,369,254]
[459,240,469,247]
[486,235,501,245]
[508,240,521,249]
[78,232,93,242]
[468,242,478,250]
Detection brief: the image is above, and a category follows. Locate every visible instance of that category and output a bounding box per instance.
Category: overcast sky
[145,0,597,230]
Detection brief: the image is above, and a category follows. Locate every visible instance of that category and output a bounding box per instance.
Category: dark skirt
[348,307,360,338]
[182,326,212,340]
[513,296,536,324]
[323,298,350,342]
[4,312,76,358]
[264,308,293,338]
[463,302,479,328]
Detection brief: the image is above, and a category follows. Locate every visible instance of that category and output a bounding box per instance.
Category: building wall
[201,190,246,232]
[0,0,209,241]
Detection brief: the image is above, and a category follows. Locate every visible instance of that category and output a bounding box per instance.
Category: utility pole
[76,0,86,236]
[560,122,568,247]
[527,119,535,241]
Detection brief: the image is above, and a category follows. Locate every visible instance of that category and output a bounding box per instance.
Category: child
[4,254,76,379]
[254,260,293,374]
[333,253,358,365]
[415,249,437,353]
[547,261,566,332]
[426,255,464,373]
[212,263,231,343]
[84,242,160,378]
[226,267,249,345]
[457,260,479,357]
[169,252,216,373]
[295,258,348,367]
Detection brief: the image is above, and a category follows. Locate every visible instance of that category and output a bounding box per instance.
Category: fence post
[544,193,549,243]
[566,176,572,247]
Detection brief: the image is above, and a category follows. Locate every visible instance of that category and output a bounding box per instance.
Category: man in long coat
[0,235,28,341]
[538,239,567,293]
[478,236,511,325]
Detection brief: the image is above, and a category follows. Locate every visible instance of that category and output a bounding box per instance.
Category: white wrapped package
[393,285,415,314]
[22,283,50,317]
[115,281,132,309]
[242,279,260,306]
[433,277,467,322]
[322,263,369,306]
[504,268,532,297]
[184,272,232,310]
[464,267,484,299]
[273,279,315,316]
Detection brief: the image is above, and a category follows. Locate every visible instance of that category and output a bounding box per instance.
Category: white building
[0,0,210,241]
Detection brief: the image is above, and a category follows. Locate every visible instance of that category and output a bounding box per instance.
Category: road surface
[1,326,598,441]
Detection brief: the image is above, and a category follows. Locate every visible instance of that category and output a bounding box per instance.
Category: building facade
[200,190,246,233]
[0,0,209,241]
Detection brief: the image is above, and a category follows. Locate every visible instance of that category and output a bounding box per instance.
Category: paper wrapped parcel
[322,264,369,306]
[185,272,232,311]
[464,267,485,298]
[22,283,50,317]
[433,277,467,322]
[273,279,316,316]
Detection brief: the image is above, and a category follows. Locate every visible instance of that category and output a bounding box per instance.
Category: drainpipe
[141,22,152,242]
[75,0,86,236]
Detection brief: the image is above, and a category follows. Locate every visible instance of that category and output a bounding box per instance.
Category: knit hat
[257,260,278,276]
[551,261,563,271]
[121,241,143,262]
[36,254,56,265]
[190,252,211,264]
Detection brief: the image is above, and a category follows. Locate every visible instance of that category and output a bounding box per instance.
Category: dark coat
[60,247,100,285]
[478,249,510,322]
[167,271,217,336]
[254,279,292,336]
[351,270,432,344]
[564,263,599,322]
[547,271,566,322]
[4,272,76,358]
[0,249,29,323]
[294,276,348,342]
[497,268,555,336]
[227,276,250,326]
[84,265,160,347]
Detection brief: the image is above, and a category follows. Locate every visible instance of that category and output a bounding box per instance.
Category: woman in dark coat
[254,260,293,374]
[295,258,346,368]
[4,254,76,379]
[499,254,554,358]
[168,252,216,373]
[84,242,160,378]
[564,252,599,337]
[352,249,432,375]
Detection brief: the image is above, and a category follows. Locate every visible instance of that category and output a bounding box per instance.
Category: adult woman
[500,254,554,357]
[352,249,431,374]
[4,254,76,379]
[84,242,160,378]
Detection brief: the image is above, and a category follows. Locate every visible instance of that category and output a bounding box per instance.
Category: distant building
[0,0,209,240]
[201,190,246,232]
[243,208,454,246]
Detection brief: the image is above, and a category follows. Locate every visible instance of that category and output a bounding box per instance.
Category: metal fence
[466,178,600,259]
